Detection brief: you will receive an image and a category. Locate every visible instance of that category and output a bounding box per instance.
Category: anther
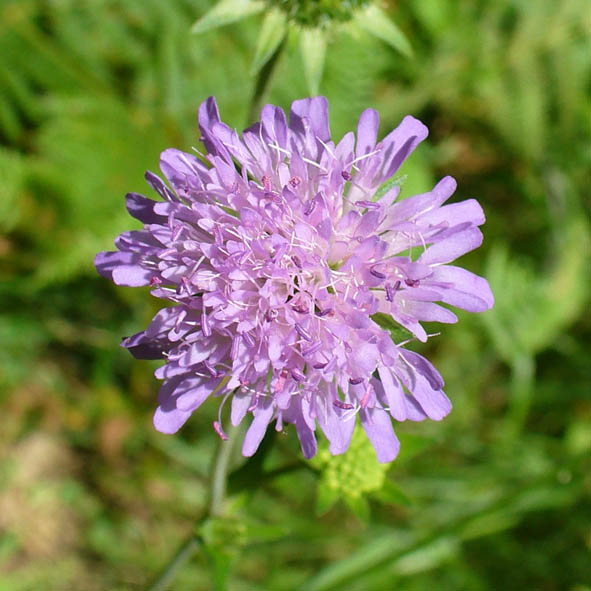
[213,420,228,441]
[295,323,312,341]
[355,200,379,210]
[370,266,386,279]
[291,368,306,382]
[341,171,352,181]
[349,377,364,386]
[303,199,316,216]
[333,400,354,410]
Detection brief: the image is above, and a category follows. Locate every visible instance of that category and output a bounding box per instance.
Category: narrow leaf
[191,0,265,35]
[299,28,327,95]
[355,4,413,57]
[250,9,287,75]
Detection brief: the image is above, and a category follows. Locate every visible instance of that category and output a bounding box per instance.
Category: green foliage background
[0,0,589,589]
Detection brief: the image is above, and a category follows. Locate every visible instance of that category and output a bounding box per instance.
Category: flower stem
[247,37,286,125]
[209,424,241,517]
[147,425,241,590]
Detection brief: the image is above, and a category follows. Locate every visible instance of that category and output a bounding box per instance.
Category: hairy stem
[148,425,241,590]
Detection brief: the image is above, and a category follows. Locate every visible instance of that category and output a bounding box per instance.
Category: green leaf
[250,8,287,75]
[0,147,25,232]
[354,4,412,57]
[299,28,327,95]
[191,0,265,34]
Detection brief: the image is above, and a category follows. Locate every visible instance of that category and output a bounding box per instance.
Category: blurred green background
[1,1,589,589]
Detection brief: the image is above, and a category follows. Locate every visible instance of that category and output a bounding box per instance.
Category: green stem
[147,425,241,591]
[209,424,241,517]
[247,37,286,125]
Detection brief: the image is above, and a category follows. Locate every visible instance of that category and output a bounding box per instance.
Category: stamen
[313,362,328,369]
[370,266,386,280]
[315,307,333,317]
[349,377,364,385]
[333,400,354,410]
[355,200,379,210]
[213,420,228,441]
[301,341,323,357]
[290,368,306,382]
[295,323,312,341]
[301,157,327,172]
[405,278,420,287]
[341,170,352,181]
[201,309,211,337]
[242,331,255,347]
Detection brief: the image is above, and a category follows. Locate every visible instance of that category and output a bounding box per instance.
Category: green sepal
[371,313,414,344]
[315,479,341,515]
[343,493,370,522]
[251,9,288,75]
[354,4,413,57]
[373,174,407,200]
[299,28,327,95]
[191,0,265,34]
[372,479,413,507]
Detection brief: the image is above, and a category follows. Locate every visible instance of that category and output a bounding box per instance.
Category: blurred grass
[0,0,590,589]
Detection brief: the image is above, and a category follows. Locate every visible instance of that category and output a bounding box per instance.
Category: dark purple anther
[289,176,301,189]
[303,198,317,216]
[295,323,312,341]
[370,266,386,280]
[405,278,420,287]
[333,400,354,410]
[291,304,308,314]
[291,255,303,269]
[349,377,364,385]
[291,368,306,382]
[266,308,278,321]
[341,170,352,181]
[315,307,333,317]
[313,362,328,369]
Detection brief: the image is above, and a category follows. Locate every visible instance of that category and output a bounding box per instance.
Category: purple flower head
[95,97,493,463]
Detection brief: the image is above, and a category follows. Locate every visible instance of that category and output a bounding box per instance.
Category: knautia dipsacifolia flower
[95,97,493,462]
